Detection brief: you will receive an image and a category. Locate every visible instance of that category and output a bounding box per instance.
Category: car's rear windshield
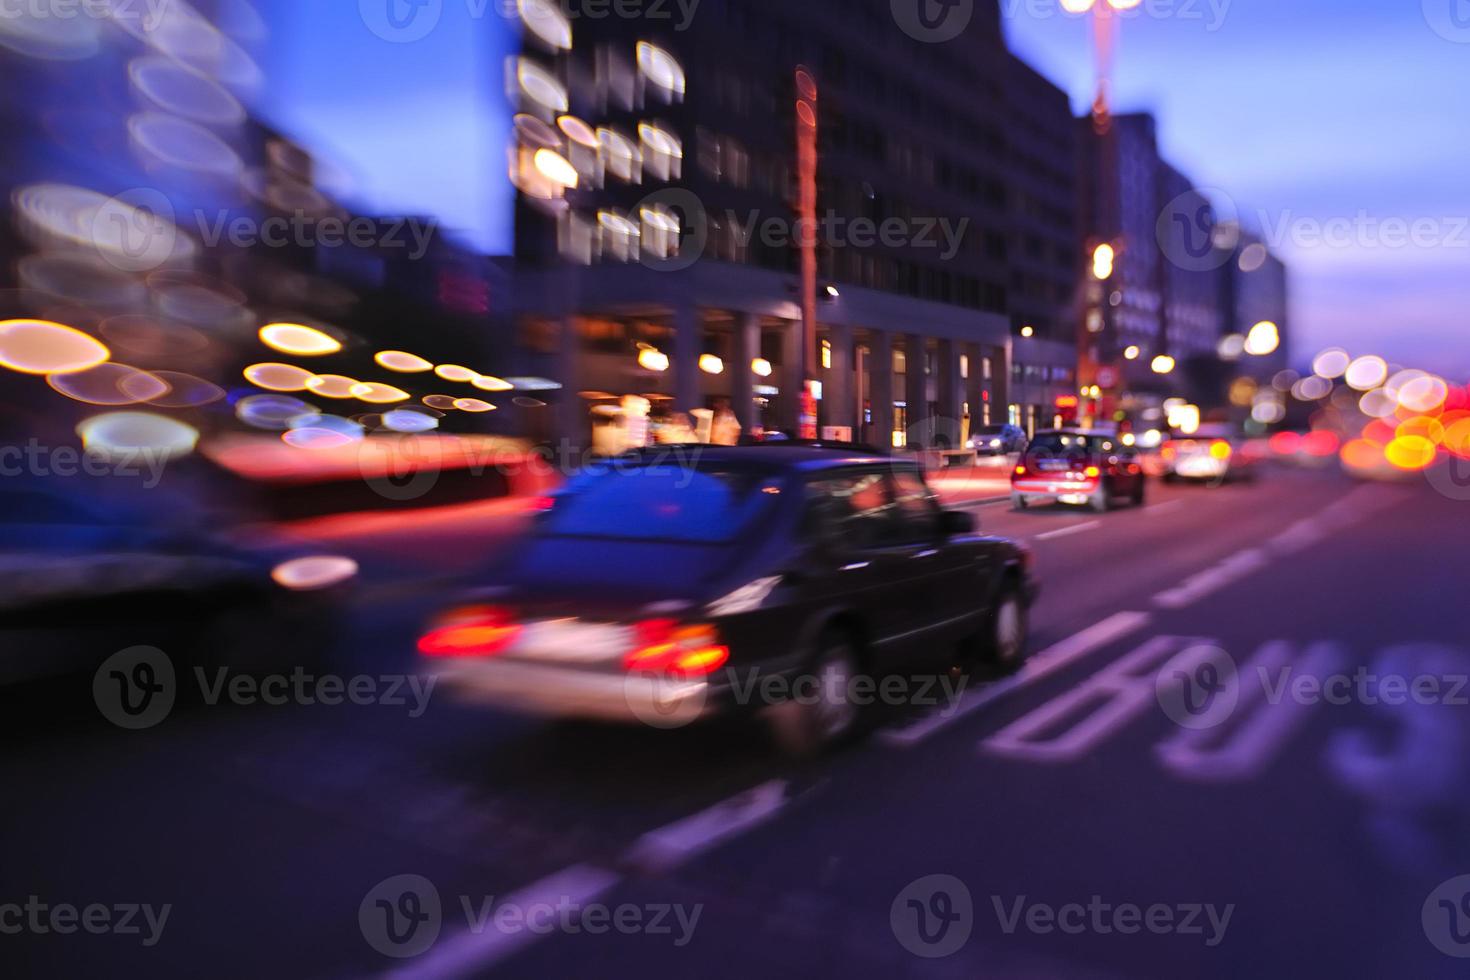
[1029,433,1112,455]
[974,425,1009,435]
[541,465,783,543]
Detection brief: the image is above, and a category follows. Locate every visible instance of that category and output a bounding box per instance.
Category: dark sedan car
[1011,429,1146,512]
[419,445,1037,754]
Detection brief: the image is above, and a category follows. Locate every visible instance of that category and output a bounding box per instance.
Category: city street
[5,463,1466,978]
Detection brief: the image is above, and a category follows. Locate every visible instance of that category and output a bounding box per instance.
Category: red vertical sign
[796,67,819,440]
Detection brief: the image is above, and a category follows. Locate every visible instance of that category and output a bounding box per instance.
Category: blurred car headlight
[271,555,359,591]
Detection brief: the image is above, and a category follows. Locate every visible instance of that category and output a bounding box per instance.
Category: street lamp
[1244,320,1280,356]
[1091,243,1115,280]
[1151,354,1176,375]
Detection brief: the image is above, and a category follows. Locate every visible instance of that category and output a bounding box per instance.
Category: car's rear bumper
[1011,478,1100,503]
[427,657,720,724]
[1170,457,1230,479]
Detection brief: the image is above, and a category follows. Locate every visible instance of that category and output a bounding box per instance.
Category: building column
[731,311,759,433]
[779,317,802,431]
[965,341,986,432]
[555,314,582,452]
[673,300,702,416]
[935,337,961,450]
[904,333,927,450]
[824,321,854,434]
[867,331,893,450]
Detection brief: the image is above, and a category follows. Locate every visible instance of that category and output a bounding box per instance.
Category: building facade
[505,0,1080,450]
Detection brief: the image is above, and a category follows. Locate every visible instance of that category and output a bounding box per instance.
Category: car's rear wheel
[986,581,1029,671]
[1011,493,1028,511]
[766,630,862,758]
[1090,486,1111,513]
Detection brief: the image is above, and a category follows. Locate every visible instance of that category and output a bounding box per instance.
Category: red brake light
[1209,440,1233,460]
[1014,465,1027,476]
[1084,465,1100,478]
[624,620,729,676]
[419,605,522,658]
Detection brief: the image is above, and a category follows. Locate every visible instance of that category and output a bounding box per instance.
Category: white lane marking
[1156,641,1346,783]
[880,610,1152,746]
[624,780,789,873]
[1153,547,1268,609]
[1144,500,1184,515]
[981,635,1211,764]
[388,864,622,980]
[1036,520,1101,541]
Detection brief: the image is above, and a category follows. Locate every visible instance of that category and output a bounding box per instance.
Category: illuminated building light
[259,322,342,356]
[0,319,110,375]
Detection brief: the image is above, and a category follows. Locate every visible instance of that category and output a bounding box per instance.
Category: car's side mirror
[940,510,976,536]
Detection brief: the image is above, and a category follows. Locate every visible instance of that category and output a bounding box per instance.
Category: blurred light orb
[1251,401,1285,424]
[435,364,477,383]
[351,382,412,404]
[77,411,198,461]
[639,348,671,372]
[558,115,598,148]
[1345,355,1388,391]
[1151,354,1176,375]
[304,374,358,399]
[1060,0,1096,12]
[129,112,244,179]
[1272,369,1299,392]
[376,351,434,373]
[1091,243,1114,280]
[244,362,314,392]
[1396,415,1444,445]
[423,395,459,410]
[259,322,342,356]
[237,394,315,430]
[1384,435,1436,471]
[636,41,686,96]
[1238,243,1268,273]
[518,0,572,49]
[382,409,440,433]
[698,354,724,375]
[1339,438,1384,471]
[271,556,359,591]
[533,149,579,189]
[1291,375,1331,401]
[1217,334,1245,360]
[752,357,773,378]
[1313,348,1351,379]
[146,371,224,408]
[473,375,515,392]
[514,58,569,113]
[1442,415,1470,457]
[1397,374,1448,414]
[283,414,364,449]
[0,319,110,375]
[1244,321,1280,356]
[1123,345,1140,360]
[128,55,246,126]
[453,398,496,413]
[1358,388,1398,418]
[48,363,170,405]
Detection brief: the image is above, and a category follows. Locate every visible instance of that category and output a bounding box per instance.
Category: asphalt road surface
[5,464,1470,978]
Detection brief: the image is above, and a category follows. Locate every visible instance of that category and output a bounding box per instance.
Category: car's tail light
[1014,465,1027,476]
[624,620,730,676]
[1084,465,1101,478]
[1209,440,1233,460]
[1161,442,1177,460]
[419,605,522,658]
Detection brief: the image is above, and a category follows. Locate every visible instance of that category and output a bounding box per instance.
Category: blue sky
[252,0,518,256]
[1003,0,1470,375]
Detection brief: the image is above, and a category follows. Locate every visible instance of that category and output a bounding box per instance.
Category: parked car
[1011,429,1146,512]
[419,445,1037,754]
[1161,424,1259,484]
[967,424,1027,457]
